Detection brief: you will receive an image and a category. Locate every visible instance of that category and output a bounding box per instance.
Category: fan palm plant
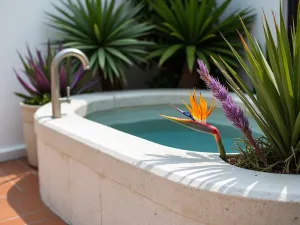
[211,5,300,173]
[147,0,254,88]
[46,0,154,91]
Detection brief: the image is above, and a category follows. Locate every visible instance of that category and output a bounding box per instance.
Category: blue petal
[169,104,195,121]
[183,111,195,121]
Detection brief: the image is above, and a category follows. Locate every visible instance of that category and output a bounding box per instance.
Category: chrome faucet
[51,48,90,118]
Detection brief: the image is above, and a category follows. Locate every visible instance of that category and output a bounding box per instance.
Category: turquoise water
[85,105,260,153]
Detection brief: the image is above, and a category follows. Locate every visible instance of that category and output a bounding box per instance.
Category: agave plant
[147,0,255,88]
[208,5,300,173]
[15,42,97,105]
[46,0,154,90]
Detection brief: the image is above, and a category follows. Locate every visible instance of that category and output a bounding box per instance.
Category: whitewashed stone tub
[34,90,300,225]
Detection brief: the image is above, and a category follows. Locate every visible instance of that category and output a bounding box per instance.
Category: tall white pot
[20,102,41,167]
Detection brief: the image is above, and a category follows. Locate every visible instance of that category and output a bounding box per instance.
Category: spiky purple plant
[14,41,98,105]
[197,59,267,166]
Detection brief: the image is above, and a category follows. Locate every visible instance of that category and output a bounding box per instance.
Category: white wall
[0,0,285,158]
[221,0,282,50]
[218,0,282,89]
[0,0,56,156]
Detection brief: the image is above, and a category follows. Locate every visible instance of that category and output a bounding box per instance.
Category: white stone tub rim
[34,89,300,203]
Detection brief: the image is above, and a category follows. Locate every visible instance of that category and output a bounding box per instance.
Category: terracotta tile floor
[0,158,67,225]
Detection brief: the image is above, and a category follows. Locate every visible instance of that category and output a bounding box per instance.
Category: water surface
[86,105,259,153]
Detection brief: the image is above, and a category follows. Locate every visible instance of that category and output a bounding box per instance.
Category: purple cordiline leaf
[21,69,36,86]
[14,70,40,96]
[15,41,96,103]
[34,71,50,93]
[30,60,50,92]
[37,50,45,69]
[58,41,63,52]
[76,80,98,94]
[26,44,34,62]
[70,65,84,89]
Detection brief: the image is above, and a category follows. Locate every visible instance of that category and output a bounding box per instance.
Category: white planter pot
[20,102,41,167]
[35,91,300,225]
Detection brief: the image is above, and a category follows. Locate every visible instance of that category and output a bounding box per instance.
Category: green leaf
[15,92,32,100]
[89,51,99,69]
[163,23,184,41]
[109,39,140,46]
[292,112,300,146]
[94,23,101,42]
[196,51,210,71]
[106,52,120,78]
[200,34,216,42]
[146,48,167,60]
[158,44,183,66]
[186,46,196,72]
[105,47,133,66]
[98,48,106,69]
[274,13,295,128]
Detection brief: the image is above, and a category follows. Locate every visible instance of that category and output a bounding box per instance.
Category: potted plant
[146,0,255,88]
[46,0,154,91]
[161,5,300,174]
[15,43,97,167]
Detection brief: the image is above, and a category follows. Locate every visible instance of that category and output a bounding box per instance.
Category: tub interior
[85,104,261,153]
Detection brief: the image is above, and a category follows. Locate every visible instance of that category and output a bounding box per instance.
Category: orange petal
[190,91,200,120]
[200,93,207,121]
[181,98,193,114]
[198,92,202,120]
[206,98,215,118]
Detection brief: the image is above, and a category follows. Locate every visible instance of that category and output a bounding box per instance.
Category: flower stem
[207,124,227,162]
[217,140,227,162]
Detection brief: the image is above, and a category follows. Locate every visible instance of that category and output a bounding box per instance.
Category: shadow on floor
[0,158,66,224]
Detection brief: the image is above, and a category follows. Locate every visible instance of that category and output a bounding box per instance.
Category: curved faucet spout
[51,48,90,118]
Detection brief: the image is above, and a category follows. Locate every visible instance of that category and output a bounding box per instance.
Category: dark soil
[227,155,299,175]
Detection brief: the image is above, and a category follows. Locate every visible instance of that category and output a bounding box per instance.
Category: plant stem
[216,139,227,162]
[206,124,227,161]
[247,134,268,167]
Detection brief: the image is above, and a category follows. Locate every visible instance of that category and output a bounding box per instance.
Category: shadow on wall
[136,151,296,201]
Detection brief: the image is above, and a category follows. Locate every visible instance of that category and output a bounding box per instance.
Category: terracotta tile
[14,173,39,194]
[0,160,66,225]
[0,199,19,222]
[2,174,46,219]
[0,175,15,197]
[20,210,56,223]
[35,217,67,225]
[0,162,28,176]
[16,158,29,167]
[16,159,37,173]
[2,216,67,225]
[0,218,25,225]
[0,173,29,197]
[6,187,47,216]
[0,205,63,224]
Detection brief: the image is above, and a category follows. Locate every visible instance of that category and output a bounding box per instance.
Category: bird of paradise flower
[160,90,227,161]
